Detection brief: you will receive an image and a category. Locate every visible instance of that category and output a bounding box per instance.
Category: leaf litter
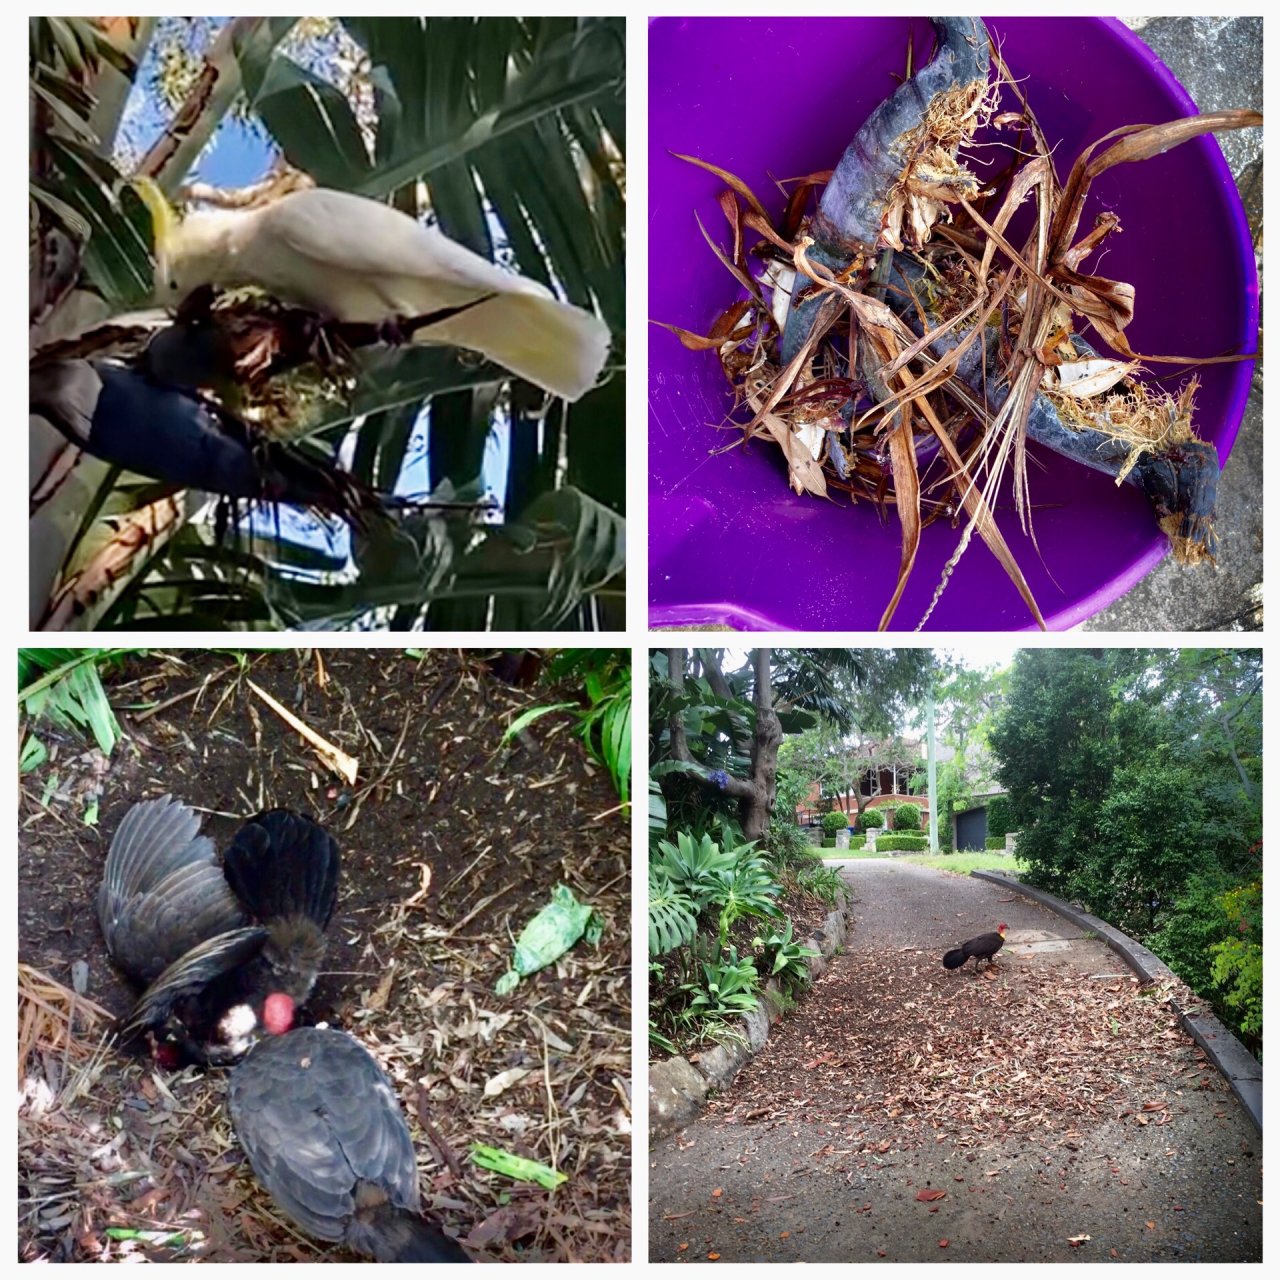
[708,945,1227,1149]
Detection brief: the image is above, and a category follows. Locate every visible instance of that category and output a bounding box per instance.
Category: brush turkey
[942,923,1007,972]
[228,1026,472,1262]
[98,796,339,1064]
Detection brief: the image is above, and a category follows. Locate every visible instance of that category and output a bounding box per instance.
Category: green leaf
[20,736,48,773]
[500,702,576,746]
[470,1144,567,1191]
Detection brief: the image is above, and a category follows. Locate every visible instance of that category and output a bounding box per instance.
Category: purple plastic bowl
[648,17,1257,631]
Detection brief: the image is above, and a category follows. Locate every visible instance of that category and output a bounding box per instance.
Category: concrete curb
[973,870,1261,1133]
[649,887,852,1142]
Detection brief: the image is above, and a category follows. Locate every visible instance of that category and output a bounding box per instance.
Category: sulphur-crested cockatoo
[137,183,612,402]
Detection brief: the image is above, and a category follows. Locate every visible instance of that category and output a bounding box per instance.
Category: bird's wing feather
[222,810,340,927]
[257,190,552,302]
[98,796,245,982]
[118,927,268,1041]
[229,1028,420,1243]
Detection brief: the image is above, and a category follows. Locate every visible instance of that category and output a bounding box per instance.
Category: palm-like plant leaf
[30,16,625,631]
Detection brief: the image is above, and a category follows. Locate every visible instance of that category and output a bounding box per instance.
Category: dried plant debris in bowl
[657,16,1261,629]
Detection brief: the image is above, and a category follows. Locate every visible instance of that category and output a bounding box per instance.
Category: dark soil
[19,649,631,1263]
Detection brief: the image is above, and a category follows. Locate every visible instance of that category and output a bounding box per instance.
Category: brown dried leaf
[916,1188,946,1202]
[670,151,770,221]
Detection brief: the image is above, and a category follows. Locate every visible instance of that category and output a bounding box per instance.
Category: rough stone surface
[694,1039,752,1091]
[649,1057,708,1134]
[742,1002,770,1052]
[1086,16,1263,631]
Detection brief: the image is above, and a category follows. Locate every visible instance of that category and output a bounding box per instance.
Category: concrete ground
[648,861,1261,1263]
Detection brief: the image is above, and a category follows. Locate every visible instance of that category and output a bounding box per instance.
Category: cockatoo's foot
[376,316,412,346]
[306,315,356,375]
[174,284,218,323]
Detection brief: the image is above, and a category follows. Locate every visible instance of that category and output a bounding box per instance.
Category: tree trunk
[741,648,782,841]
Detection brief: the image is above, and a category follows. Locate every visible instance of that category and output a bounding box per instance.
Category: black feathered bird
[228,1027,472,1263]
[98,797,340,1065]
[942,923,1007,972]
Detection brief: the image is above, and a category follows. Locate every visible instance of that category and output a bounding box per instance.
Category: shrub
[648,869,698,956]
[894,802,921,831]
[849,835,866,850]
[766,819,819,869]
[753,918,821,992]
[985,794,1013,840]
[860,809,885,829]
[678,946,761,1025]
[822,810,851,833]
[797,863,843,904]
[821,837,837,848]
[652,830,735,907]
[985,836,1005,851]
[710,851,782,944]
[875,834,929,852]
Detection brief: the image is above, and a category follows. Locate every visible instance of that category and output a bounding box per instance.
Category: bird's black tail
[349,1199,472,1263]
[942,947,966,970]
[222,810,339,927]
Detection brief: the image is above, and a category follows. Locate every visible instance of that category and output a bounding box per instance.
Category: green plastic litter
[471,1143,568,1190]
[495,884,603,994]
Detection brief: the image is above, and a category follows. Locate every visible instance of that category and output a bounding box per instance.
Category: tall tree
[652,648,934,841]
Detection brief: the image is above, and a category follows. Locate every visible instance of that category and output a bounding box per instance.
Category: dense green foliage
[860,808,885,829]
[990,648,1262,1051]
[876,834,929,852]
[985,836,1004,851]
[893,802,921,831]
[984,795,1012,840]
[822,810,851,833]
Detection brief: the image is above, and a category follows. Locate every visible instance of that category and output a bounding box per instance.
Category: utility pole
[926,690,939,853]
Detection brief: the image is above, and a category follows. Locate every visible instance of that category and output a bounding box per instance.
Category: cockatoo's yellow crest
[131,176,179,254]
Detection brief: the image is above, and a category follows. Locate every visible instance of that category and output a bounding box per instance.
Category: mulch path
[708,941,1226,1151]
[18,649,630,1263]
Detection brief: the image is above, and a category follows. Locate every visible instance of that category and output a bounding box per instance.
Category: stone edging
[972,870,1261,1133]
[648,888,852,1141]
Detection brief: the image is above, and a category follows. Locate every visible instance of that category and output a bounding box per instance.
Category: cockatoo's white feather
[159,189,611,402]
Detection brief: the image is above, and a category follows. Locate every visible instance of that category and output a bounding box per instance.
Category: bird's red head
[262,992,296,1035]
[153,1039,183,1069]
[997,923,1008,935]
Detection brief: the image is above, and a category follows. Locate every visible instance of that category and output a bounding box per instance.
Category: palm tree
[29,17,625,631]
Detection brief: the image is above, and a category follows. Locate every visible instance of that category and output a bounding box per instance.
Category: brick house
[795,738,944,828]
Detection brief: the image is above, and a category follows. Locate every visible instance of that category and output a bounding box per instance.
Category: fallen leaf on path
[1068,1234,1090,1247]
[938,1239,950,1248]
[916,1189,946,1202]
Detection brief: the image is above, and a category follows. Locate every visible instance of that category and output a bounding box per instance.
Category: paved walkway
[649,861,1260,1262]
